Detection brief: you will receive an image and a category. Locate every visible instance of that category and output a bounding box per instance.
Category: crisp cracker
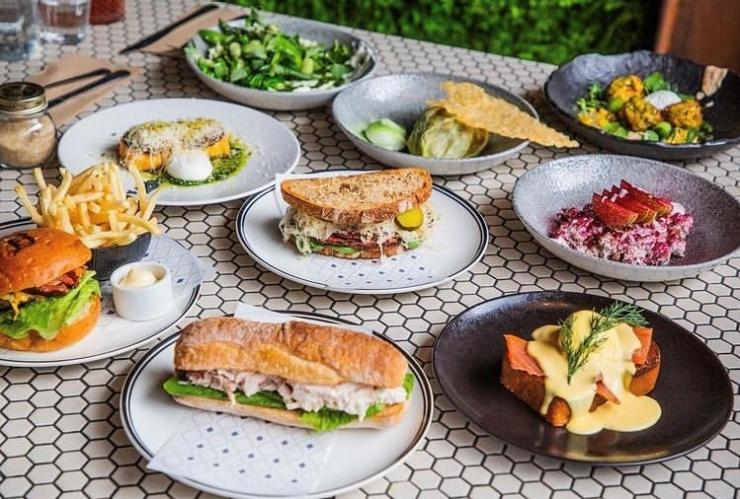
[429,81,579,148]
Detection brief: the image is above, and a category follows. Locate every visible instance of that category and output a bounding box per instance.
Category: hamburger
[0,228,101,352]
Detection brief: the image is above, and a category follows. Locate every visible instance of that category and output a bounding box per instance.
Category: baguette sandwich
[279,168,435,259]
[501,306,662,435]
[163,317,415,431]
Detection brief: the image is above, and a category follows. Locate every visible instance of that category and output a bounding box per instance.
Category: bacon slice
[324,233,400,250]
[26,267,85,297]
[631,326,653,365]
[504,334,544,377]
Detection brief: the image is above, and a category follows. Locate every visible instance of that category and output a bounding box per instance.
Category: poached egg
[166,149,213,181]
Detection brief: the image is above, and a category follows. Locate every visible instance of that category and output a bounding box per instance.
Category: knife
[48,70,131,108]
[119,3,220,54]
[45,68,112,89]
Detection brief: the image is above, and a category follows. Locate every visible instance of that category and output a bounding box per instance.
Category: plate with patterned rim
[57,99,300,206]
[0,219,202,367]
[236,171,489,294]
[120,311,434,499]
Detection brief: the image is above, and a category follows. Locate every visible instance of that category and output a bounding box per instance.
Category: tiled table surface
[1,1,738,498]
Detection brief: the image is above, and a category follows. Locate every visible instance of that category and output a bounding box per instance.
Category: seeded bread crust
[174,318,408,388]
[280,168,433,226]
[171,396,409,430]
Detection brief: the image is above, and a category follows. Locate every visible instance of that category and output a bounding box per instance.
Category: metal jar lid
[0,82,47,115]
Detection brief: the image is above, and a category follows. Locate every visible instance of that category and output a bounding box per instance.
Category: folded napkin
[26,53,138,126]
[135,4,245,57]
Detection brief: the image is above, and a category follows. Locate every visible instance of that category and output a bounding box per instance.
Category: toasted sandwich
[0,228,101,352]
[117,118,230,171]
[163,317,415,431]
[279,168,435,259]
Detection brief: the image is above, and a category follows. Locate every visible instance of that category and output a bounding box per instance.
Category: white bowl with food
[185,14,376,111]
[332,73,578,176]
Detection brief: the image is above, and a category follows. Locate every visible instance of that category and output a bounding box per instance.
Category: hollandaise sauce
[526,310,661,435]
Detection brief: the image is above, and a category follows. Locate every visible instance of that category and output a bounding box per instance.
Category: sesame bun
[0,228,91,295]
[0,296,100,352]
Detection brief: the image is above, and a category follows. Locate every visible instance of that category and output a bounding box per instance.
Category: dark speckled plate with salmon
[432,291,733,465]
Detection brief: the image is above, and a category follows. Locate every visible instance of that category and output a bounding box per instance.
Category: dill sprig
[558,302,647,383]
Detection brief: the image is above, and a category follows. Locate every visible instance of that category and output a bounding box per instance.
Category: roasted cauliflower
[662,100,703,129]
[577,107,617,129]
[618,97,662,132]
[606,75,645,103]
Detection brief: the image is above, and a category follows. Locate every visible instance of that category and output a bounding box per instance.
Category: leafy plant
[225,0,659,65]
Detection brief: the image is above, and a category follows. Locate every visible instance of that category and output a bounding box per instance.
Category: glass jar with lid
[0,82,57,169]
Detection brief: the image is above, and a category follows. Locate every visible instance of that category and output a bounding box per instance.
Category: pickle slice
[395,207,424,230]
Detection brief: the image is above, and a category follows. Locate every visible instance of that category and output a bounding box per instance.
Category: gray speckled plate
[331,73,536,176]
[185,15,376,111]
[512,155,740,282]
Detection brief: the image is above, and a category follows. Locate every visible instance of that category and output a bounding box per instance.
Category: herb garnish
[558,303,647,383]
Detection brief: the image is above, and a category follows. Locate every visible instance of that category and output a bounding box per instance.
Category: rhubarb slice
[615,194,658,224]
[593,193,638,228]
[620,180,673,217]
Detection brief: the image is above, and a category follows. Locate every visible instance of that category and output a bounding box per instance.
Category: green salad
[187,12,364,92]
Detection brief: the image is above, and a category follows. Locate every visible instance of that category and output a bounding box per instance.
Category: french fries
[15,163,162,249]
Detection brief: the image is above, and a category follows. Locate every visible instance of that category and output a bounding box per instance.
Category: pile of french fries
[16,163,162,249]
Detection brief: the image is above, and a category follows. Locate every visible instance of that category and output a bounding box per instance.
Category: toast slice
[280,168,433,226]
[501,333,661,427]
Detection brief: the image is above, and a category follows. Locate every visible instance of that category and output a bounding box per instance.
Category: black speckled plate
[545,51,740,160]
[433,291,733,465]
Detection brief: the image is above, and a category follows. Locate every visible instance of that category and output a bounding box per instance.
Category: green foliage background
[225,0,660,65]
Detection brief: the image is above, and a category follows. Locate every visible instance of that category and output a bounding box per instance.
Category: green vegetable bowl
[332,73,537,176]
[185,13,376,111]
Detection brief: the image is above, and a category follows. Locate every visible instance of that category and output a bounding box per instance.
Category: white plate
[236,172,489,294]
[57,99,300,206]
[0,219,202,367]
[120,312,434,499]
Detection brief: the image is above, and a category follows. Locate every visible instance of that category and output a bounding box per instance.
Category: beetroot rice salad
[548,180,694,266]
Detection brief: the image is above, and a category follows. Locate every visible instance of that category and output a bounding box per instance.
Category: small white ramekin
[110,262,173,322]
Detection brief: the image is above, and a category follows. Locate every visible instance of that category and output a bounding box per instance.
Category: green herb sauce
[148,138,250,188]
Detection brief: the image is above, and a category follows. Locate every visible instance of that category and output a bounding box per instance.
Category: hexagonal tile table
[1,1,738,498]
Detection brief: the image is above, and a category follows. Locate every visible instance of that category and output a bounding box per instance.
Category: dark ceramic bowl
[433,291,733,464]
[90,233,151,282]
[545,50,740,160]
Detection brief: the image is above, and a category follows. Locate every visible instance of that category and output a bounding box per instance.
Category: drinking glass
[37,0,89,44]
[0,0,38,61]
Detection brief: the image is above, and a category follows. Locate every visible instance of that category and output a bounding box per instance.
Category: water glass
[0,0,38,61]
[37,0,89,44]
